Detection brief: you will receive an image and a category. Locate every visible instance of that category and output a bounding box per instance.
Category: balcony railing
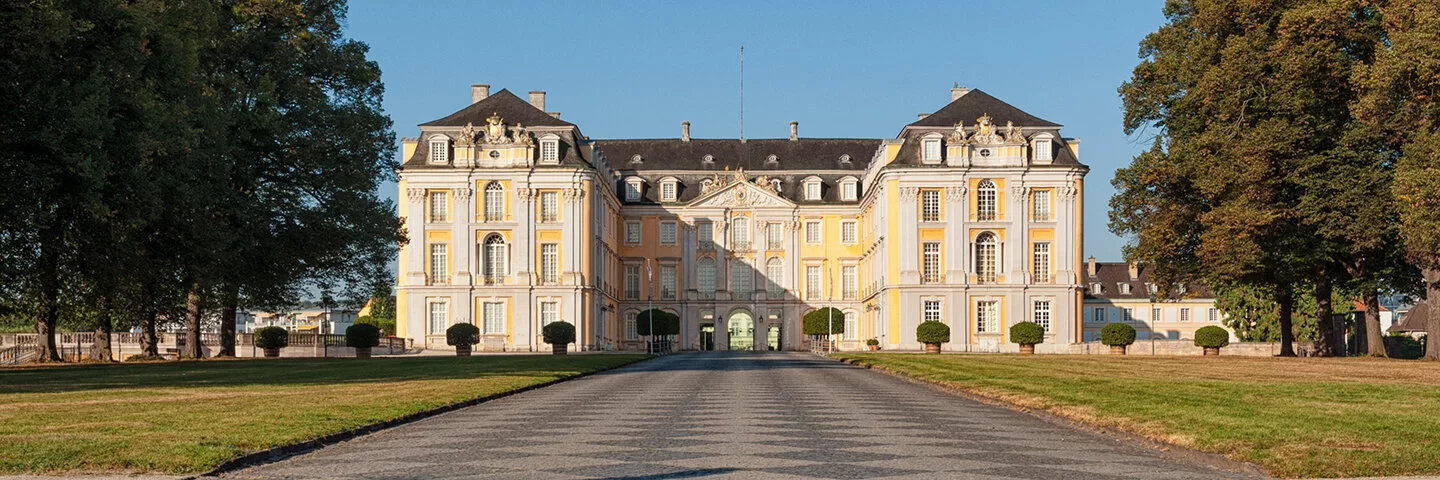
[767,240,783,250]
[624,290,640,300]
[732,291,752,301]
[698,241,715,251]
[921,273,945,284]
[481,275,505,286]
[731,241,750,251]
[698,291,715,300]
[426,275,450,286]
[843,289,858,300]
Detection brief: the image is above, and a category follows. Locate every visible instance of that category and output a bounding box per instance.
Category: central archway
[728,311,754,351]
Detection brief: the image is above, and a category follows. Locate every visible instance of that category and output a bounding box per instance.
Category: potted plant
[346,323,382,358]
[865,338,880,351]
[543,321,576,355]
[916,321,950,354]
[1194,325,1230,356]
[1010,321,1045,355]
[447,323,480,356]
[254,326,288,358]
[1101,323,1137,355]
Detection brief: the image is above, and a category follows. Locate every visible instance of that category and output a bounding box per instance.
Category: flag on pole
[646,259,653,301]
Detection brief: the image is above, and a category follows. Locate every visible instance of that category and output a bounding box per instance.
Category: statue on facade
[1004,120,1025,143]
[484,113,508,143]
[511,123,532,145]
[948,120,968,143]
[971,113,1000,144]
[459,122,478,146]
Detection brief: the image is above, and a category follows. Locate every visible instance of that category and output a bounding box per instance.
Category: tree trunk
[91,296,113,361]
[140,303,159,357]
[1364,290,1386,357]
[1313,274,1338,357]
[1277,286,1296,357]
[217,285,238,357]
[1425,268,1440,361]
[183,282,204,359]
[32,240,62,362]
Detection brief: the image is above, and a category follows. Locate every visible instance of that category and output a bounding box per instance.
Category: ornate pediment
[688,174,794,209]
[963,113,1026,146]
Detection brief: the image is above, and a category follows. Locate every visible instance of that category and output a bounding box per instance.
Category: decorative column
[404,188,427,286]
[515,186,535,285]
[898,187,920,284]
[946,185,968,284]
[454,187,474,285]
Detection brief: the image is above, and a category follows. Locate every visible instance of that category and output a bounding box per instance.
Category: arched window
[483,234,507,284]
[697,258,716,295]
[975,232,997,283]
[731,216,750,248]
[730,261,752,299]
[766,257,785,296]
[977,179,997,221]
[483,182,504,222]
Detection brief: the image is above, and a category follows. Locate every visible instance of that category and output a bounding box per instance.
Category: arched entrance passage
[728,311,755,351]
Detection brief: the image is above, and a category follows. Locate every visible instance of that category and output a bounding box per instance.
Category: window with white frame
[842,265,857,300]
[540,301,559,325]
[977,179,998,220]
[767,222,783,249]
[806,265,822,299]
[923,138,941,163]
[1094,307,1107,323]
[483,182,504,221]
[1124,307,1134,322]
[540,138,559,163]
[428,300,447,334]
[1120,283,1133,295]
[1032,242,1051,283]
[975,232,998,283]
[806,180,822,201]
[482,302,504,334]
[922,190,941,222]
[1208,308,1219,323]
[1033,300,1052,332]
[1152,307,1163,323]
[730,262,752,297]
[1034,137,1052,161]
[540,243,558,284]
[805,221,821,244]
[1180,307,1191,322]
[660,221,678,245]
[660,265,677,300]
[698,222,713,249]
[977,300,998,332]
[731,216,749,247]
[1091,283,1103,295]
[429,138,448,164]
[841,220,857,244]
[698,258,717,294]
[540,191,559,223]
[660,179,677,202]
[483,234,506,283]
[428,191,449,223]
[625,311,638,340]
[924,300,943,323]
[844,311,858,340]
[922,242,942,284]
[841,180,858,201]
[1148,283,1159,294]
[624,179,642,202]
[624,266,640,299]
[428,243,448,284]
[625,221,641,245]
[1033,189,1052,221]
[766,257,784,296]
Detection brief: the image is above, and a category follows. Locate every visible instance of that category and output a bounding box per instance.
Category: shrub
[635,309,680,336]
[916,321,951,345]
[345,323,382,348]
[446,323,480,346]
[354,315,396,336]
[1009,322,1045,346]
[254,326,289,350]
[866,338,879,346]
[1194,325,1230,348]
[802,307,846,336]
[543,321,576,345]
[1101,323,1137,346]
[124,354,167,362]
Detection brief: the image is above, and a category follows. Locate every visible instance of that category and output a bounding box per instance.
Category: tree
[634,309,679,337]
[1214,282,1354,343]
[802,307,845,336]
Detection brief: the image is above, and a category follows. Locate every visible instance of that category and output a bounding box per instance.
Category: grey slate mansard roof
[890,89,1084,168]
[594,138,880,205]
[1084,262,1215,301]
[404,89,589,169]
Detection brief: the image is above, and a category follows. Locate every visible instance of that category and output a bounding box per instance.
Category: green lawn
[0,354,646,474]
[833,353,1440,478]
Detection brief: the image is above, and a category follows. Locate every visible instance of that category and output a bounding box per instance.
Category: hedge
[802,307,846,336]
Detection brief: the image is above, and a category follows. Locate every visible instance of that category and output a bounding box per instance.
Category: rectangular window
[661,182,676,202]
[428,243,448,285]
[977,300,998,333]
[540,243,558,284]
[540,140,558,162]
[1033,190,1052,221]
[842,265,858,300]
[430,140,448,164]
[806,265,822,299]
[625,311,638,340]
[844,311,858,341]
[1033,300,1052,332]
[1124,307,1134,323]
[1035,139,1052,161]
[624,266,640,300]
[805,221,821,244]
[922,242,942,284]
[1152,307,1163,323]
[806,182,821,200]
[921,190,941,222]
[660,265,677,300]
[767,223,783,249]
[923,300,942,323]
[923,139,941,162]
[1208,308,1219,323]
[428,191,449,222]
[428,301,447,334]
[1032,242,1051,283]
[841,221,857,244]
[698,261,716,294]
[625,181,641,202]
[483,184,504,222]
[482,302,504,334]
[540,191,559,223]
[698,222,714,248]
[1180,308,1191,322]
[660,221,677,245]
[540,301,558,325]
[625,222,641,245]
[1094,307,1107,323]
[841,182,857,200]
[731,217,749,247]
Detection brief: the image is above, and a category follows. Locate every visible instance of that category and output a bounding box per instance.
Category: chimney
[951,82,970,101]
[1127,260,1140,280]
[789,121,798,141]
[917,113,930,121]
[528,90,545,111]
[681,121,691,142]
[471,84,490,103]
[1087,256,1097,277]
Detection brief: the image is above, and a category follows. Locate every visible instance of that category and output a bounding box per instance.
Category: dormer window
[1120,283,1132,295]
[921,133,943,164]
[1091,283,1103,295]
[1147,283,1158,294]
[839,177,859,201]
[1032,133,1054,162]
[803,177,823,201]
[429,137,449,165]
[624,178,644,202]
[660,178,678,202]
[702,154,715,166]
[630,154,643,165]
[839,154,852,166]
[765,154,779,167]
[539,135,560,164]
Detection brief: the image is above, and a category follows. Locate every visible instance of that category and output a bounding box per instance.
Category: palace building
[395,84,1087,352]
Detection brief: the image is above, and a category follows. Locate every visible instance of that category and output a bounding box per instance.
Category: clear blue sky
[345,0,1167,262]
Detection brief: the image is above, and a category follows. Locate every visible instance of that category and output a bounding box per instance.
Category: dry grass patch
[834,353,1440,479]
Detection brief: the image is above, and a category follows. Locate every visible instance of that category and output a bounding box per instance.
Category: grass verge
[0,354,646,474]
[833,353,1440,479]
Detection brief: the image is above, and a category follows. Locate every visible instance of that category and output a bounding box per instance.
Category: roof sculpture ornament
[969,113,1002,145]
[1003,120,1025,144]
[459,122,478,146]
[948,120,968,143]
[511,123,532,146]
[484,113,509,144]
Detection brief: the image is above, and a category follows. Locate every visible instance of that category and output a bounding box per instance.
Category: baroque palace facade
[396,85,1087,352]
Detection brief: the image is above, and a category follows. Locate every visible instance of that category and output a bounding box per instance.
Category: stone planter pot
[1203,346,1220,356]
[263,347,280,358]
[1019,344,1035,355]
[1110,345,1127,355]
[355,347,372,359]
[455,344,472,356]
[867,344,879,351]
[552,343,567,355]
[924,343,941,354]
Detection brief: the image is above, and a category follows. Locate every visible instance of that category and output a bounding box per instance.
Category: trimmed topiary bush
[1101,323,1137,347]
[635,309,680,336]
[1194,325,1230,349]
[1010,322,1045,346]
[447,323,479,347]
[866,338,880,346]
[543,321,576,355]
[346,323,382,358]
[916,321,950,353]
[802,307,846,336]
[255,326,288,357]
